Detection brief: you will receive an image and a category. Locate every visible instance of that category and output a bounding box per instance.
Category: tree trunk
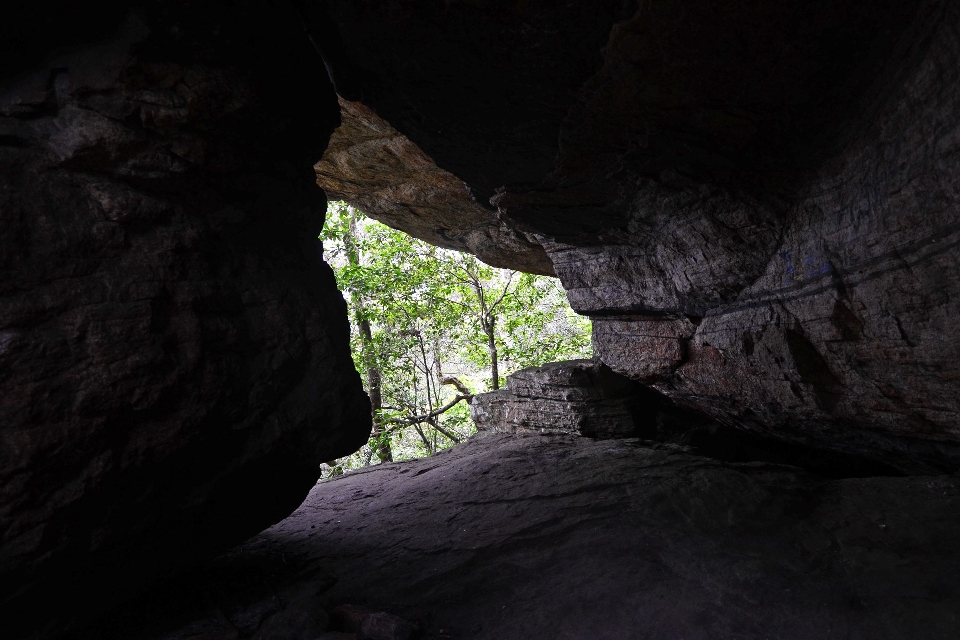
[486,314,499,390]
[345,207,392,462]
[358,316,392,462]
[360,319,382,412]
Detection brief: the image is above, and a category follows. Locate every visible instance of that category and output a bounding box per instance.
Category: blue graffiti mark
[803,254,833,279]
[779,251,831,284]
[779,252,794,283]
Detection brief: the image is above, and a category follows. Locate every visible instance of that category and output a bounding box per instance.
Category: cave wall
[4,1,960,636]
[318,0,960,473]
[0,3,369,636]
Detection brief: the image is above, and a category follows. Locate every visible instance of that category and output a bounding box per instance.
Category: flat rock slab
[216,434,960,640]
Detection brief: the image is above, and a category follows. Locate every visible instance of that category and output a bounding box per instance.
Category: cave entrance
[318,201,592,472]
[309,87,920,482]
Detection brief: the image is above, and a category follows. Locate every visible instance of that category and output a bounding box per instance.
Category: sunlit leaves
[320,201,591,469]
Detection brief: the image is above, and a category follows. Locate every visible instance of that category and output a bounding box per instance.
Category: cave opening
[313,199,907,482]
[4,1,960,638]
[317,200,591,472]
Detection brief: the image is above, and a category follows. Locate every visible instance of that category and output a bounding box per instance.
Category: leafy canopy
[320,202,591,471]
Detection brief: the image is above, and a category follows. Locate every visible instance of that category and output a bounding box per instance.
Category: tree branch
[429,417,463,444]
[384,394,472,427]
[489,270,518,311]
[440,376,472,396]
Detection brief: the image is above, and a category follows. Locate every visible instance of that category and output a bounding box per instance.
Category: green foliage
[319,201,591,473]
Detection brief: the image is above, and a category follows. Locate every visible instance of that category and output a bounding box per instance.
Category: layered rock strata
[470,359,905,478]
[0,4,369,637]
[69,434,960,640]
[470,359,654,437]
[318,0,960,474]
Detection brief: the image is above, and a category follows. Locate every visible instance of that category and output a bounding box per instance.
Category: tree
[438,254,516,391]
[337,207,391,462]
[320,202,591,469]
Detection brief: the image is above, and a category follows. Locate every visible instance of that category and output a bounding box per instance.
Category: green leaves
[320,202,591,469]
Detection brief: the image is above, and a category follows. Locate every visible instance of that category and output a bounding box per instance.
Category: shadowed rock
[68,434,960,640]
[469,359,906,478]
[0,4,369,637]
[5,2,960,638]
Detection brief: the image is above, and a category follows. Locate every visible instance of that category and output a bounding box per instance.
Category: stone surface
[357,612,415,640]
[7,2,960,638]
[331,604,375,634]
[470,359,656,437]
[0,4,369,637]
[252,606,328,640]
[70,434,960,639]
[319,0,960,473]
[315,97,553,275]
[229,597,283,638]
[470,359,903,478]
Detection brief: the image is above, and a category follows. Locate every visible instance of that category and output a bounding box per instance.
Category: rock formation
[0,4,369,637]
[471,359,907,478]
[470,359,656,437]
[67,433,960,640]
[318,0,960,474]
[314,97,553,275]
[4,1,960,638]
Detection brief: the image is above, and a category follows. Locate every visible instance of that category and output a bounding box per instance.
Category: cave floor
[74,433,960,640]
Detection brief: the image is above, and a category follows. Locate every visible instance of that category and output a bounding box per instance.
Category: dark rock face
[252,606,329,640]
[319,0,960,473]
[470,359,655,437]
[70,434,960,639]
[0,3,369,636]
[6,1,960,637]
[357,612,415,640]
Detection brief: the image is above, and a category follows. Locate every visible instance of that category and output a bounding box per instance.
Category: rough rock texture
[470,360,906,478]
[357,612,415,640]
[470,359,655,437]
[319,0,960,473]
[0,4,369,637]
[70,434,960,640]
[315,97,553,275]
[7,1,960,637]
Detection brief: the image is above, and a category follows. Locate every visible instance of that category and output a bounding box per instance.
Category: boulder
[470,359,656,438]
[470,359,902,477]
[252,607,329,640]
[330,604,374,634]
[357,612,415,640]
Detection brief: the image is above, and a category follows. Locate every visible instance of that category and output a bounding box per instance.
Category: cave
[2,1,959,639]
